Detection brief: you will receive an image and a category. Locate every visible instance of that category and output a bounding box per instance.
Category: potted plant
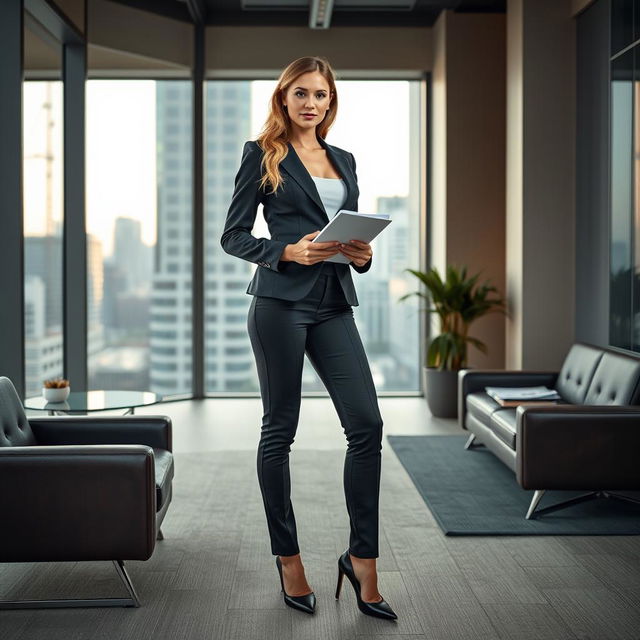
[399,265,508,418]
[43,377,71,403]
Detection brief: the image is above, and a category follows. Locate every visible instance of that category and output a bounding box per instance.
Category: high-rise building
[149,81,258,395]
[353,194,418,388]
[23,237,64,397]
[378,195,418,385]
[24,275,64,397]
[149,82,193,394]
[94,222,151,389]
[24,235,63,332]
[87,233,105,358]
[113,217,152,293]
[102,259,128,329]
[204,82,257,392]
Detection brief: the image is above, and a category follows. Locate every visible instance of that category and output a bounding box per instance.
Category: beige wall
[52,0,85,33]
[24,20,62,77]
[85,5,431,76]
[87,0,192,72]
[86,2,431,75]
[506,0,524,368]
[572,0,597,16]
[431,11,507,369]
[87,44,191,77]
[205,26,432,76]
[506,0,575,369]
[431,14,447,277]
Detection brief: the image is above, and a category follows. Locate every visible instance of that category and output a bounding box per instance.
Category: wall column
[430,10,507,368]
[506,0,576,369]
[0,1,25,397]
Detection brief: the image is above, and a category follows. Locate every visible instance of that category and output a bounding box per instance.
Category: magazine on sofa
[484,385,561,407]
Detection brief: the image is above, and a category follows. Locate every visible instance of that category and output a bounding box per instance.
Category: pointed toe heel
[275,556,316,615]
[335,550,398,621]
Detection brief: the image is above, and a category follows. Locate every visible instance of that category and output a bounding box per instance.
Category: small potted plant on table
[43,377,71,403]
[399,264,507,418]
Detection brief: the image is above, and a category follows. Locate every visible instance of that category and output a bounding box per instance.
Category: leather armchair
[0,376,174,609]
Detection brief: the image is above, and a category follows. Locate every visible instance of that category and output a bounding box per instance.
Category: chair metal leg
[0,560,141,609]
[464,434,478,450]
[113,560,141,608]
[525,490,546,519]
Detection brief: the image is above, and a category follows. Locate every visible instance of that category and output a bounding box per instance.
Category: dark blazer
[220,135,372,306]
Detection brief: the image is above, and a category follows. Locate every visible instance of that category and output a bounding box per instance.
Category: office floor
[4,397,640,639]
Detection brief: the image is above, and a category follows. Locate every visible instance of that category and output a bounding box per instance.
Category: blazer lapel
[280,137,353,220]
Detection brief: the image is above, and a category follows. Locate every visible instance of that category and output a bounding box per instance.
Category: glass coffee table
[24,390,163,416]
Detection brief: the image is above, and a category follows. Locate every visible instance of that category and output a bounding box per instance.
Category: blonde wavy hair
[255,56,338,195]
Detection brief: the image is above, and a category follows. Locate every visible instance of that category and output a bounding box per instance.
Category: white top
[311,176,347,218]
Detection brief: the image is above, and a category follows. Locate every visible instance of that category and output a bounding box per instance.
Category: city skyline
[24,79,411,257]
[23,78,421,395]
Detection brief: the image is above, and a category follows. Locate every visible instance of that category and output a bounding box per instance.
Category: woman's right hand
[282,231,341,266]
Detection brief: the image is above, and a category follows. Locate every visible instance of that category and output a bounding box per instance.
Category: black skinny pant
[247,266,384,558]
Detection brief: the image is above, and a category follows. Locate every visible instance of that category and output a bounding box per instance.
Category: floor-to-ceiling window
[86,80,193,394]
[23,16,64,398]
[610,2,640,351]
[205,79,423,393]
[610,50,633,349]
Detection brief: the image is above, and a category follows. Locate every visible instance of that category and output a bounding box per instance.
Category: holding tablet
[311,209,392,263]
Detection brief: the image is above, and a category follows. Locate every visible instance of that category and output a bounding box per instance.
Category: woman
[220,56,397,621]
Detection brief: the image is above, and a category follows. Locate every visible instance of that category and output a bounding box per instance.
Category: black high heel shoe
[275,556,316,614]
[335,550,397,620]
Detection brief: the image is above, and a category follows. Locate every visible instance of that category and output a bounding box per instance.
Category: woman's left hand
[339,239,373,267]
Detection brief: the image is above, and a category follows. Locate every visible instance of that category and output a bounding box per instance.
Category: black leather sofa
[0,376,174,609]
[458,342,640,519]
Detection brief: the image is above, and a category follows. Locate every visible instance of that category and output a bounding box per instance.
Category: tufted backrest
[0,377,37,447]
[555,343,604,404]
[583,350,640,405]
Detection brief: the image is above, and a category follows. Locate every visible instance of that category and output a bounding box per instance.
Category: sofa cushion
[583,351,640,405]
[555,343,603,404]
[466,392,502,426]
[0,377,37,448]
[489,408,517,449]
[153,448,174,511]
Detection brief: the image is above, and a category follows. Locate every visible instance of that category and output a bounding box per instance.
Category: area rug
[386,435,640,535]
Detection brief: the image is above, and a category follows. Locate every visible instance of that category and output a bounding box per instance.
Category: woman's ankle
[279,553,302,566]
[349,553,376,566]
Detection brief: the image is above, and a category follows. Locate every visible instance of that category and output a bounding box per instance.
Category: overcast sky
[24,79,411,257]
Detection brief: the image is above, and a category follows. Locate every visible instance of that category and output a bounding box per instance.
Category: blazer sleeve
[220,141,288,272]
[348,151,373,275]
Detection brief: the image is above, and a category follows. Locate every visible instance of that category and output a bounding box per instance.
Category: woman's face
[282,71,333,129]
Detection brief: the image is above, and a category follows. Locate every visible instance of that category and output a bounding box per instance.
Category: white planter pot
[43,386,70,402]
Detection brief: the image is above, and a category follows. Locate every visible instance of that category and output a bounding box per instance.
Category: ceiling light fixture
[309,0,335,29]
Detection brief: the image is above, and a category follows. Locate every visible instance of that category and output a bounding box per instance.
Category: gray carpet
[387,435,640,536]
[2,446,640,640]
